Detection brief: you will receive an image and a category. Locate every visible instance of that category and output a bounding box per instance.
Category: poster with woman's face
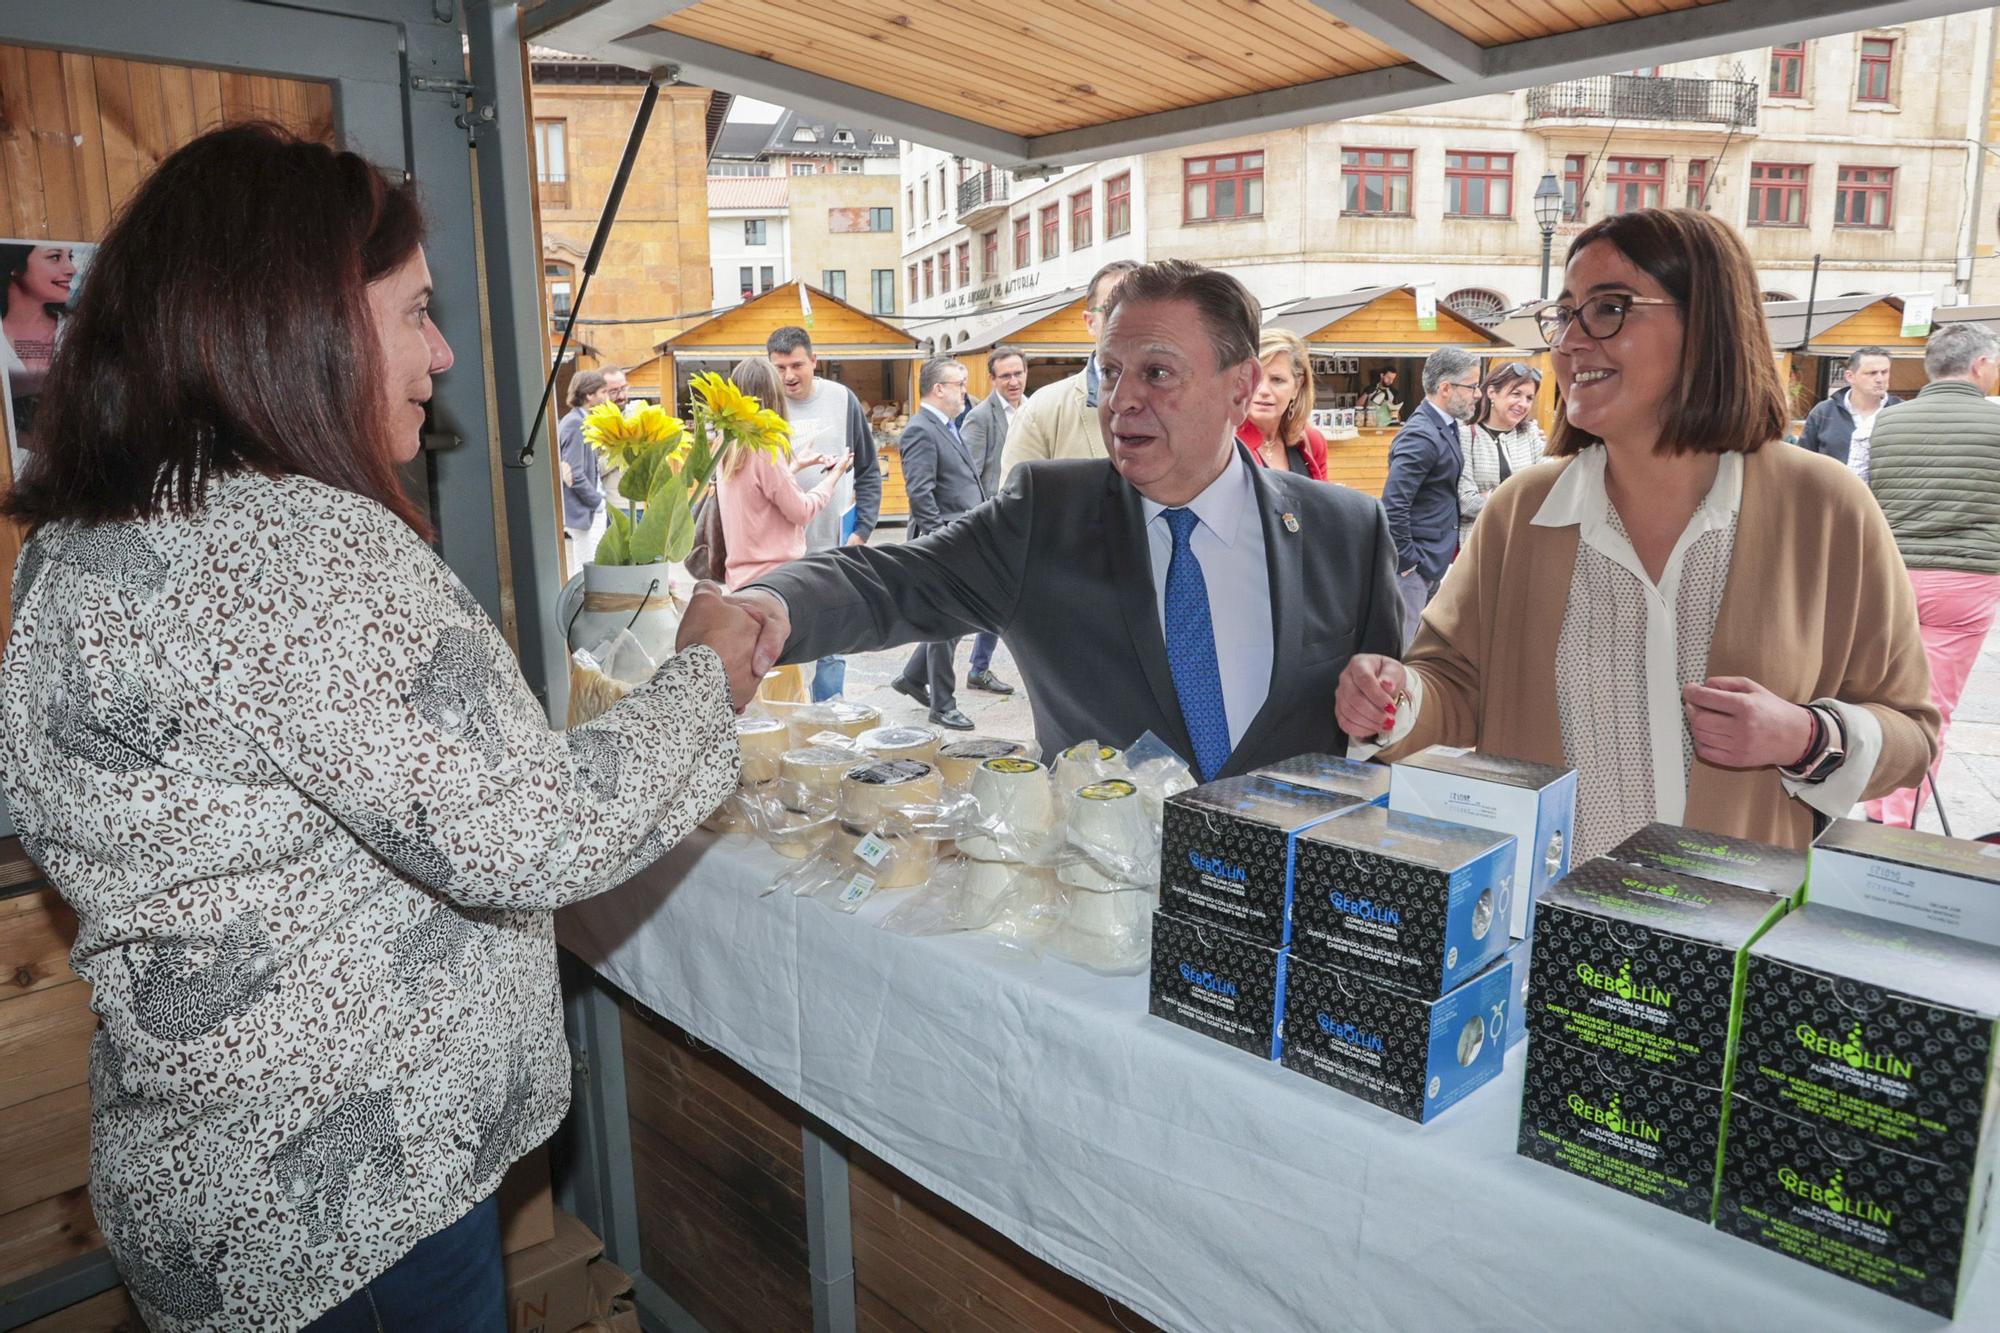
[1,241,96,487]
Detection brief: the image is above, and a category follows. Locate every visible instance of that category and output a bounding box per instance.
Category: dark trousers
[900,639,960,713]
[306,1194,504,1332]
[969,632,998,674]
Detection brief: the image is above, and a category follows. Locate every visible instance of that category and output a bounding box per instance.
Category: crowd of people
[1,122,1995,1330]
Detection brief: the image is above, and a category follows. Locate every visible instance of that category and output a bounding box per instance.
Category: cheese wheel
[960,756,1055,861]
[935,737,1027,789]
[855,831,935,889]
[736,716,788,784]
[767,805,830,860]
[780,745,862,809]
[839,760,944,827]
[786,700,881,748]
[1065,778,1153,884]
[858,724,942,766]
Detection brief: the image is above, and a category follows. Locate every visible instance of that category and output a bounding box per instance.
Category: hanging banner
[1414,283,1437,332]
[1900,294,1935,339]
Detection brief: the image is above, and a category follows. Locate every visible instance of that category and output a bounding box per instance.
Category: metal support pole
[1539,231,1555,302]
[802,1117,859,1333]
[557,952,643,1270]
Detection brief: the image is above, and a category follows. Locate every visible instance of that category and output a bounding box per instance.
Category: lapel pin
[1281,512,1299,533]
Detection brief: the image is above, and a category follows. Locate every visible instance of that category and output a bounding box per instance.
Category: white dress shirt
[1140,455,1275,750]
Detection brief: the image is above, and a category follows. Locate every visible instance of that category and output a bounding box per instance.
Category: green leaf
[618,450,659,505]
[629,478,691,566]
[596,506,634,565]
[682,428,716,490]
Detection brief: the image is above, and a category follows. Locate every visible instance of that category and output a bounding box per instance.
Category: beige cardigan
[1382,443,1938,851]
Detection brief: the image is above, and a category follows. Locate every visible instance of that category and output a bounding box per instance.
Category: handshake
[673,581,794,711]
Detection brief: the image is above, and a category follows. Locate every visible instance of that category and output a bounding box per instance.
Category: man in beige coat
[999,259,1137,480]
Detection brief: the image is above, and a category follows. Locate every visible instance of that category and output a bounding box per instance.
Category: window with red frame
[982,229,999,276]
[1185,151,1264,222]
[957,242,971,286]
[1858,38,1895,102]
[1071,189,1093,248]
[1039,203,1060,260]
[1686,159,1710,210]
[1769,42,1805,97]
[1342,147,1412,216]
[1748,162,1809,226]
[1105,172,1132,237]
[922,257,934,298]
[907,264,918,301]
[1835,166,1895,228]
[1603,157,1665,214]
[1562,153,1587,222]
[1445,151,1512,217]
[1013,214,1030,268]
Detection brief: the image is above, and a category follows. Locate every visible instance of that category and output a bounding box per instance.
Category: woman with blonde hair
[1236,327,1328,480]
[714,356,850,590]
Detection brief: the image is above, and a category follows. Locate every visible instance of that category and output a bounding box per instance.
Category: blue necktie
[1162,508,1230,781]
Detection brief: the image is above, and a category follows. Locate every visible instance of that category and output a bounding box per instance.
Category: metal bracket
[410,73,476,97]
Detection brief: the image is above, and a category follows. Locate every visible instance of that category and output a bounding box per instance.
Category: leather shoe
[891,676,931,709]
[929,707,975,731]
[966,669,1014,695]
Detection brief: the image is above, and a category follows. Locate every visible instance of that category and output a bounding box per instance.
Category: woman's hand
[1681,677,1817,770]
[1336,654,1408,741]
[676,580,786,712]
[789,452,823,474]
[831,450,854,479]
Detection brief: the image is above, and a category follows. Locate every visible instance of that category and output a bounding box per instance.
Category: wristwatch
[1785,704,1848,784]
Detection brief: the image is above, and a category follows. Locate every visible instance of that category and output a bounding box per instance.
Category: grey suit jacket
[754,446,1405,775]
[960,391,1011,496]
[898,407,987,539]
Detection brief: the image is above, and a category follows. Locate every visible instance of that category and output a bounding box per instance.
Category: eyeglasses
[1533,294,1679,347]
[1492,361,1545,386]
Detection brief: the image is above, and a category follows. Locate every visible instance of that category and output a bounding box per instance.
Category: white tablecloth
[556,832,2000,1333]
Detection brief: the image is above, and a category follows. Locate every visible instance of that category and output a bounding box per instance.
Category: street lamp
[1533,172,1564,301]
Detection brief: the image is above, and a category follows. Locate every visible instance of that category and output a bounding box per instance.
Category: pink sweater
[717,450,842,589]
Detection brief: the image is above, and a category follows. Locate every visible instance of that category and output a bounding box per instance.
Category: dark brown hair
[1546,208,1786,458]
[1101,259,1261,370]
[1475,362,1543,431]
[4,123,430,534]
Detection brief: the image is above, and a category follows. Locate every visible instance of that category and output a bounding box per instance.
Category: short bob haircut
[4,124,430,535]
[1546,208,1786,458]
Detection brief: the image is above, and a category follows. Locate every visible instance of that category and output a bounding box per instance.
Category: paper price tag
[837,873,877,907]
[853,832,892,868]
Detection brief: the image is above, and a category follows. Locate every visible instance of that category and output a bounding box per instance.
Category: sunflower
[688,370,791,458]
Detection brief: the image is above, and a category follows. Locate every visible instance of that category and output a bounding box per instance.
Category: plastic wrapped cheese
[858,724,942,766]
[780,745,862,810]
[935,737,1028,789]
[736,716,788,785]
[959,756,1055,862]
[785,700,881,748]
[839,760,944,827]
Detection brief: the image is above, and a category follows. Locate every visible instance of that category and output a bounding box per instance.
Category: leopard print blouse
[0,471,740,1330]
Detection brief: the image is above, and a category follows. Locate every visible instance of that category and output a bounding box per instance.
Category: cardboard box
[1807,818,2000,945]
[585,1257,634,1319]
[1528,858,1788,1088]
[1518,1034,1724,1221]
[1388,746,1576,938]
[1251,752,1390,805]
[1280,954,1513,1123]
[1607,822,1805,901]
[574,1301,641,1333]
[1148,909,1289,1058]
[1159,775,1368,945]
[1717,1095,1996,1317]
[1290,805,1514,996]
[498,1143,556,1257]
[503,1210,602,1333]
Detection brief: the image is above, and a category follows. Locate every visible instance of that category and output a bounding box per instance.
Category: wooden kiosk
[949,285,1094,402]
[1761,295,1932,429]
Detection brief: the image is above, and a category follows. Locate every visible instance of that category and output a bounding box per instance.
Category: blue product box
[1389,746,1578,939]
[1290,805,1515,997]
[1504,934,1531,1048]
[1148,909,1289,1060]
[1280,954,1515,1123]
[1160,775,1370,946]
[1251,753,1390,805]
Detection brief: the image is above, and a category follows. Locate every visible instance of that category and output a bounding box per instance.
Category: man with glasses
[1382,347,1480,647]
[1000,259,1139,479]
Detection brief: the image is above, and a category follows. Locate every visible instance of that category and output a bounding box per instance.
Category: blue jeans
[306,1194,504,1333]
[969,632,998,674]
[811,655,845,701]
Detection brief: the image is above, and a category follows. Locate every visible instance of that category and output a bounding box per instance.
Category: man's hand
[844,532,867,547]
[560,460,574,486]
[1682,677,1816,770]
[676,581,789,712]
[1336,654,1408,741]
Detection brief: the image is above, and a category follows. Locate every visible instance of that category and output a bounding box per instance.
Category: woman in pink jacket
[715,356,851,589]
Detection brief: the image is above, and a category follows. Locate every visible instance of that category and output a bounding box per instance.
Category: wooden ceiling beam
[1306,1,1486,82]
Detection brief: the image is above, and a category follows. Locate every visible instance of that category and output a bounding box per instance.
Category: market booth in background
[946,284,1095,403]
[652,280,923,520]
[1264,286,1519,494]
[1760,294,1932,432]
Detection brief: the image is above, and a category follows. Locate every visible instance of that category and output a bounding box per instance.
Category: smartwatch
[1786,705,1848,785]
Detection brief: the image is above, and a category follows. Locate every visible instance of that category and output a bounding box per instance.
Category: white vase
[567,560,684,665]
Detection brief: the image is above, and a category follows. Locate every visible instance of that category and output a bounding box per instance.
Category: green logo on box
[1576,959,1674,1007]
[1794,1021,1915,1079]
[1777,1166,1894,1227]
[1566,1092,1662,1144]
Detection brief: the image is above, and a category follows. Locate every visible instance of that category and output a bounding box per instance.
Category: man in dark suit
[955,345,1030,696]
[720,261,1403,778]
[888,356,982,729]
[1381,347,1479,650]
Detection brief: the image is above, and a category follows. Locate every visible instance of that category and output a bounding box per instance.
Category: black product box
[1734,904,2000,1172]
[1251,753,1389,805]
[1290,805,1515,997]
[1718,1096,1997,1317]
[1159,776,1368,946]
[1517,1035,1724,1222]
[1528,858,1789,1088]
[1148,909,1289,1061]
[1280,953,1513,1124]
[1607,822,1806,902]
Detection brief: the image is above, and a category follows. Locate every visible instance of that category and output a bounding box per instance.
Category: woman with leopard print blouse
[1,126,762,1331]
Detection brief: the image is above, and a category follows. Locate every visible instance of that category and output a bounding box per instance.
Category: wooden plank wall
[0,43,333,645]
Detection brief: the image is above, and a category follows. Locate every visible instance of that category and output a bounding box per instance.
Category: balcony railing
[1528,74,1758,130]
[956,169,1010,219]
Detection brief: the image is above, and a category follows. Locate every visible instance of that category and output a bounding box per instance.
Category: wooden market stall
[950,284,1095,401]
[1264,286,1517,495]
[1761,295,1932,431]
[653,281,923,519]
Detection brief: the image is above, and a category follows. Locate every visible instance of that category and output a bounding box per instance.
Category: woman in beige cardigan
[1337,208,1936,855]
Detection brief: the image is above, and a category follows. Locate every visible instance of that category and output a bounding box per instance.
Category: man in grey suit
[954,345,1029,696]
[889,357,982,729]
[723,261,1404,778]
